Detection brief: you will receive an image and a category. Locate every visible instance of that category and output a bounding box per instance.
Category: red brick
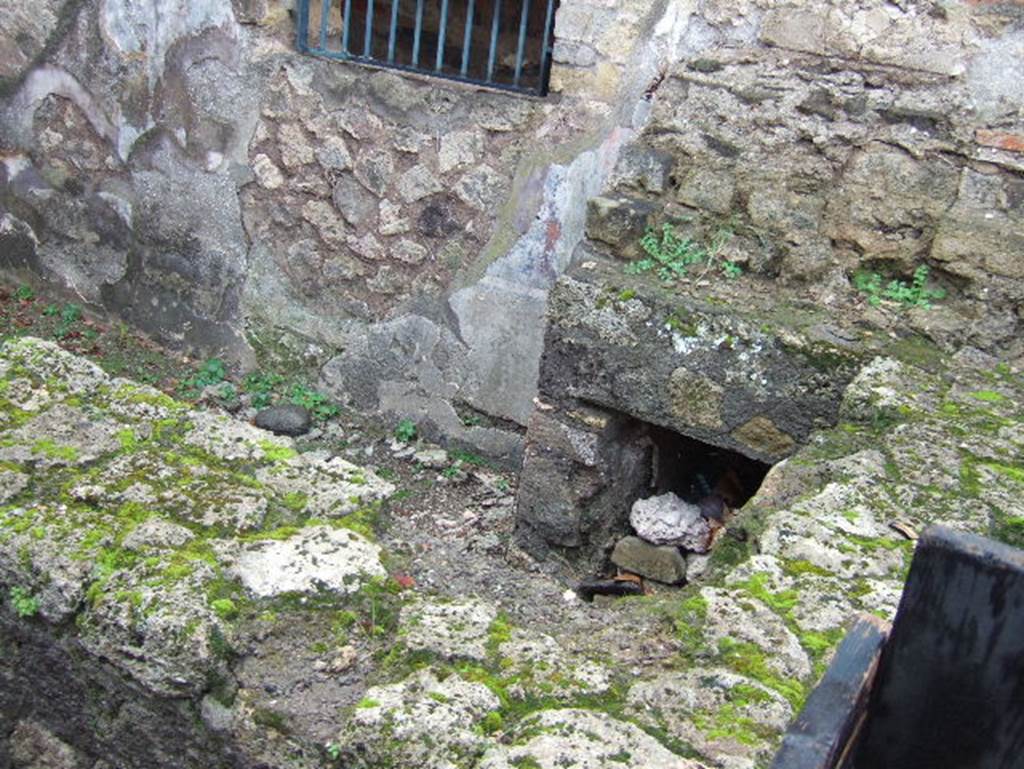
[975,129,1024,154]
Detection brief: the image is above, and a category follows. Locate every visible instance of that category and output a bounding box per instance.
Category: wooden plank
[848,525,1024,769]
[770,614,889,769]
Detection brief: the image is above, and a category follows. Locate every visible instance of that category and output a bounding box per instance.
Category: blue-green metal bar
[319,0,331,49]
[513,0,530,86]
[435,0,450,71]
[364,0,375,56]
[460,0,476,76]
[486,0,501,83]
[412,0,424,66]
[299,48,544,95]
[341,0,353,52]
[537,0,555,94]
[296,0,311,51]
[387,0,400,61]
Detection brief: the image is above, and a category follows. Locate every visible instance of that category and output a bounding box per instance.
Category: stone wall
[0,0,688,465]
[513,257,867,569]
[586,0,1024,359]
[511,0,1024,568]
[1,0,1022,465]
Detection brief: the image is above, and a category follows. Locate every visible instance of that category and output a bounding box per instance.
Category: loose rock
[479,709,710,769]
[229,526,386,598]
[630,492,714,551]
[611,536,688,584]
[412,447,449,468]
[254,404,312,436]
[399,597,496,661]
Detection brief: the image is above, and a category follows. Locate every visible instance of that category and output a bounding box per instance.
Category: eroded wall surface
[1,0,1021,461]
[586,0,1024,359]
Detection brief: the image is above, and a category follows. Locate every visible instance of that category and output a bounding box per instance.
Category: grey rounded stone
[630,492,713,551]
[254,404,312,436]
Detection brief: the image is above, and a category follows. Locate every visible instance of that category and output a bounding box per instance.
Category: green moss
[994,516,1024,549]
[258,440,298,463]
[878,335,945,372]
[8,585,40,618]
[86,545,141,605]
[691,704,770,747]
[510,756,542,769]
[737,573,799,614]
[674,592,709,655]
[281,491,308,513]
[781,559,832,578]
[717,638,806,709]
[115,428,139,452]
[356,697,381,709]
[242,524,304,541]
[959,461,982,497]
[799,627,845,660]
[850,580,874,599]
[335,503,382,541]
[968,390,1007,404]
[845,534,905,552]
[31,439,79,462]
[114,589,144,607]
[665,310,698,337]
[211,598,239,620]
[486,612,513,657]
[982,462,1024,485]
[252,707,290,734]
[162,563,195,581]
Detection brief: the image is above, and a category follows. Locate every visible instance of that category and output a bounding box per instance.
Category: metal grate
[296,0,558,96]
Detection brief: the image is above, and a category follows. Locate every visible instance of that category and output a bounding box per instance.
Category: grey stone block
[611,536,688,584]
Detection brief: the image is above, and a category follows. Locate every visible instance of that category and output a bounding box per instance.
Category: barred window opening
[296,0,559,96]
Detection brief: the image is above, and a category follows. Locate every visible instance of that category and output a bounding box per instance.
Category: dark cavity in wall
[644,422,771,518]
[514,400,773,579]
[579,413,772,598]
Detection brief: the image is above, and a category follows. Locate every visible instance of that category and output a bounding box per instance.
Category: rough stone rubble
[1,332,1021,768]
[0,0,1023,765]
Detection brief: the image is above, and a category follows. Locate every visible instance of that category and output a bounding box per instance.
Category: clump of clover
[627,222,741,282]
[853,265,946,309]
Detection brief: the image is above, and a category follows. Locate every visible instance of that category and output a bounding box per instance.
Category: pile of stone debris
[580,475,743,599]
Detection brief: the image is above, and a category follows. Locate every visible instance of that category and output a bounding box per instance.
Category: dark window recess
[296,0,559,96]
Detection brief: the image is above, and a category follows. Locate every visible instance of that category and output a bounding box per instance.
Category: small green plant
[325,742,342,761]
[394,418,417,443]
[242,370,284,409]
[450,449,489,467]
[8,586,40,618]
[854,265,945,309]
[628,223,736,282]
[722,260,743,279]
[211,598,239,620]
[480,711,504,734]
[289,384,340,422]
[179,358,227,397]
[14,285,35,302]
[53,303,83,339]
